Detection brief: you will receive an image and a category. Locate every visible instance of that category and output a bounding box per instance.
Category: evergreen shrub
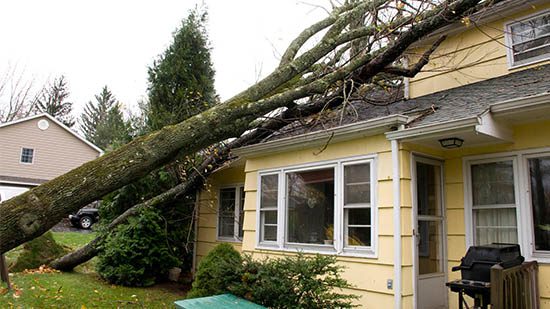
[96,208,178,286]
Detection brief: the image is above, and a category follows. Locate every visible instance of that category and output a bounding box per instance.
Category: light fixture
[439,137,464,149]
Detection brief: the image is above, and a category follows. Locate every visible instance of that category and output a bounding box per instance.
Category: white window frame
[504,9,550,69]
[464,148,550,264]
[20,147,34,164]
[522,152,550,262]
[216,184,244,242]
[465,156,521,247]
[256,155,377,258]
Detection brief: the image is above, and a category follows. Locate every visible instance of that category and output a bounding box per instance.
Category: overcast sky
[0,0,327,116]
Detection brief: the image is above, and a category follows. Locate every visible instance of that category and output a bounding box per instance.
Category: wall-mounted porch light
[439,137,464,149]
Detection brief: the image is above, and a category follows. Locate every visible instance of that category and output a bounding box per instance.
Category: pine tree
[80,86,130,150]
[146,7,217,131]
[34,76,75,127]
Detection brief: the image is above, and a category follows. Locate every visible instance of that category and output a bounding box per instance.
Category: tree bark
[50,90,348,270]
[0,0,499,254]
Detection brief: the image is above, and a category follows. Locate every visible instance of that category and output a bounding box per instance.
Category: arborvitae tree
[79,86,130,150]
[34,76,75,127]
[146,7,217,130]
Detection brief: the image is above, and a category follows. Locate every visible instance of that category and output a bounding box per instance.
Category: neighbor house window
[470,160,518,245]
[20,148,34,164]
[258,157,376,255]
[506,10,550,67]
[218,186,245,240]
[527,156,550,252]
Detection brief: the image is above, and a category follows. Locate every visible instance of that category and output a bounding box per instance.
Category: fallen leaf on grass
[12,289,22,298]
[0,287,8,295]
[22,265,60,274]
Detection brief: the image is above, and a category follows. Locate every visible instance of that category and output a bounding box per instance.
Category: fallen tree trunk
[0,0,497,253]
[50,89,348,271]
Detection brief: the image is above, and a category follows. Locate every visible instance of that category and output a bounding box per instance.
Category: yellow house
[193,1,550,308]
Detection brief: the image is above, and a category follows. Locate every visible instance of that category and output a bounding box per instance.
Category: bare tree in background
[0,65,42,123]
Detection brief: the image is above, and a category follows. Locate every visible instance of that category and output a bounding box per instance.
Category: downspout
[392,139,402,309]
[191,191,200,275]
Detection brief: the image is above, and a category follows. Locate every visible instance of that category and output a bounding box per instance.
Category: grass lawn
[1,231,188,308]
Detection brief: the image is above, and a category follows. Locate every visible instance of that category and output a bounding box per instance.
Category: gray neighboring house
[0,113,103,202]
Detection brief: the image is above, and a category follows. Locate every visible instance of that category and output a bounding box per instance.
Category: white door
[413,157,447,309]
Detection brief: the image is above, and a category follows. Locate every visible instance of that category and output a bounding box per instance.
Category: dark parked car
[69,208,99,229]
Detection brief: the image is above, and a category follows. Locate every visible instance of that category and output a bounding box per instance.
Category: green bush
[186,243,243,299]
[10,231,68,272]
[96,208,179,286]
[233,253,358,309]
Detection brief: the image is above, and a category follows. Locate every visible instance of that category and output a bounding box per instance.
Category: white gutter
[391,139,402,309]
[490,92,550,115]
[234,115,409,158]
[385,117,479,141]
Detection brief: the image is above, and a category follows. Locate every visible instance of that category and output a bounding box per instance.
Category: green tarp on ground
[174,294,265,309]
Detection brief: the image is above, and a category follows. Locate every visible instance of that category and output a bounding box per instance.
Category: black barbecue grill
[446,243,524,309]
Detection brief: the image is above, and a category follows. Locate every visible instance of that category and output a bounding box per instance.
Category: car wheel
[79,216,93,229]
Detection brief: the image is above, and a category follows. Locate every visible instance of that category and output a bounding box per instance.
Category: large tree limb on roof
[0,0,502,253]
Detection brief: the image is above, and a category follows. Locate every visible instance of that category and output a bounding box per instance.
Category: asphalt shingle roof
[265,64,550,141]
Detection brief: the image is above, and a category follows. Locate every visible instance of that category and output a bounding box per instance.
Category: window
[466,151,550,261]
[258,157,376,255]
[470,160,518,245]
[20,148,34,164]
[506,10,550,67]
[343,163,372,247]
[287,168,334,245]
[218,186,245,240]
[527,156,550,252]
[260,174,278,242]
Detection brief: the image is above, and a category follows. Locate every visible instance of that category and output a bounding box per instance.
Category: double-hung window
[526,154,550,254]
[258,156,376,256]
[505,10,550,67]
[20,148,34,164]
[467,151,550,261]
[218,186,245,241]
[470,159,519,245]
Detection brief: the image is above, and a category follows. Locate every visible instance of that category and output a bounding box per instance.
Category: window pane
[287,168,334,245]
[417,163,441,216]
[344,163,370,204]
[347,208,371,225]
[474,208,518,245]
[263,225,277,241]
[347,227,371,247]
[220,188,236,212]
[263,210,277,225]
[218,216,234,238]
[529,157,550,251]
[418,220,443,275]
[472,161,515,205]
[218,188,236,238]
[261,175,278,208]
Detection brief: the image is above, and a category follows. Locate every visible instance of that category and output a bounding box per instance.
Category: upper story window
[258,156,377,256]
[506,10,550,68]
[218,186,245,241]
[20,148,34,164]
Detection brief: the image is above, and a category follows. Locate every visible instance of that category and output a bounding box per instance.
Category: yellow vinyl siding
[407,3,550,98]
[238,135,403,308]
[195,166,245,266]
